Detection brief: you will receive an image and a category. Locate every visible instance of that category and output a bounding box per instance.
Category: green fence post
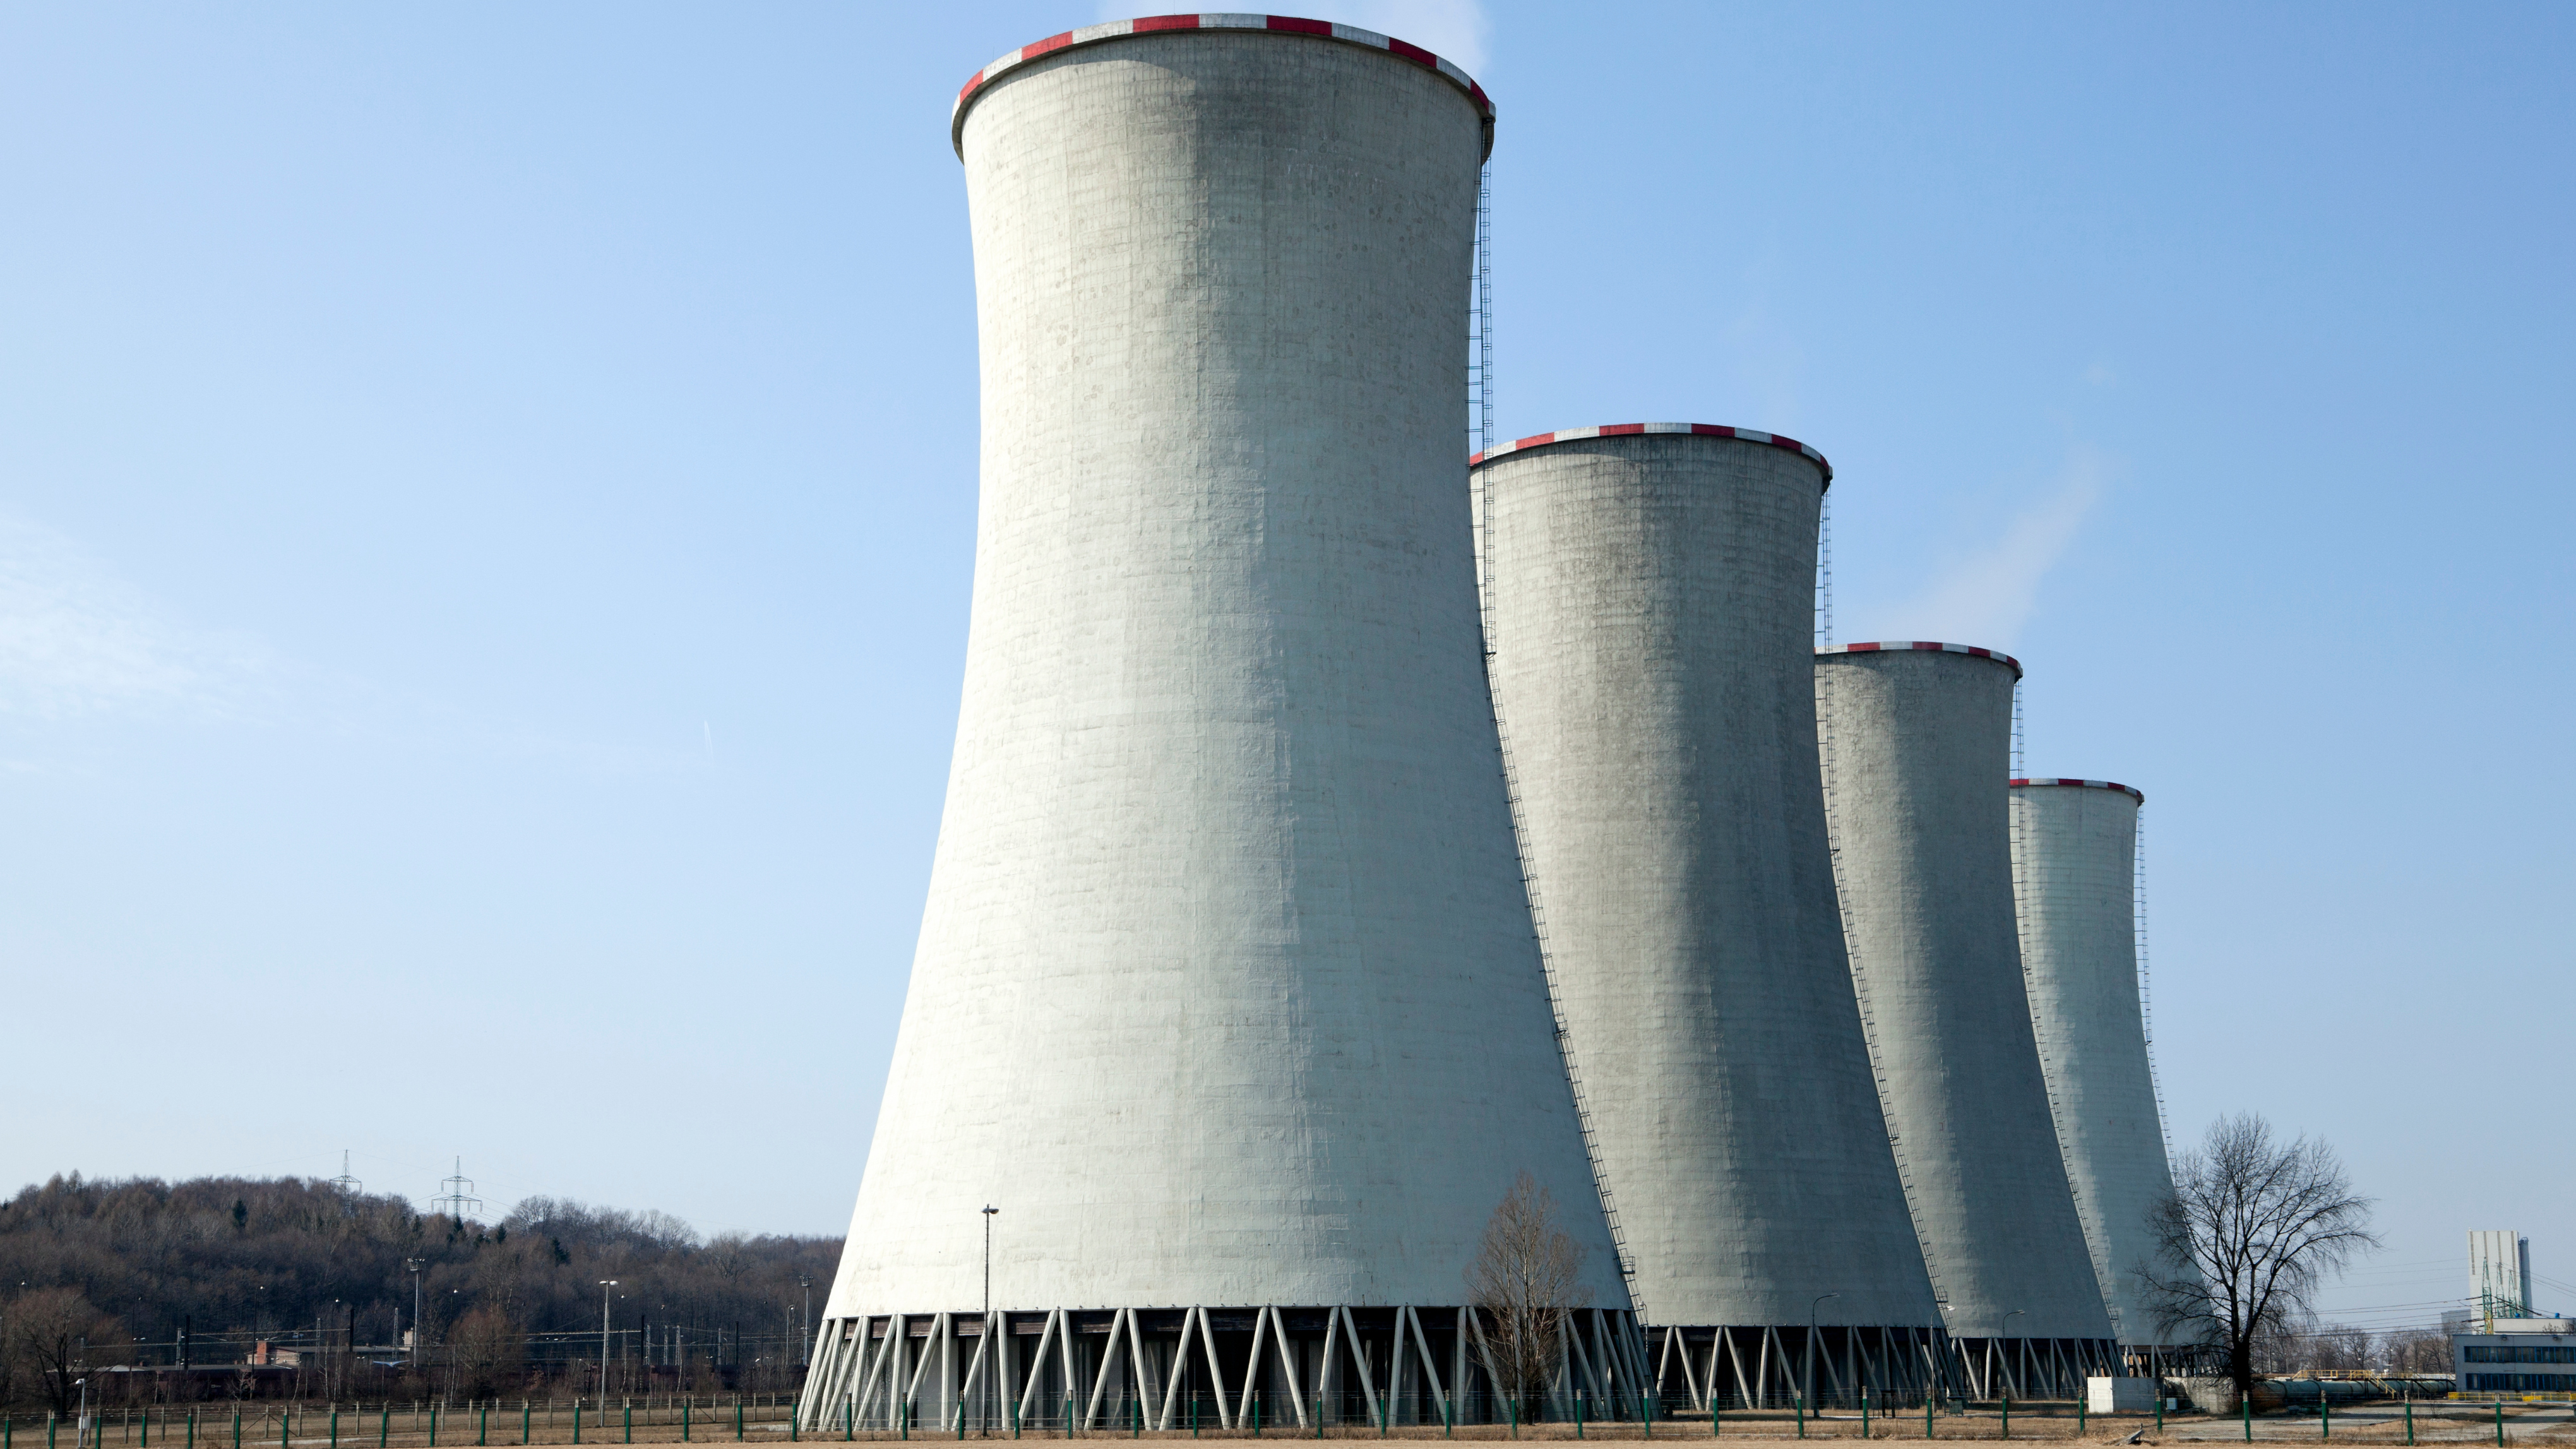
[2496,1400,2505,1448]
[2078,1396,2085,1436]
[1644,1392,1653,1440]
[523,1405,531,1447]
[573,1405,582,1446]
[1508,1397,1517,1440]
[1251,1394,1260,1440]
[479,1407,487,1448]
[1578,1392,1586,1441]
[1712,1399,1720,1439]
[142,1414,150,1449]
[2322,1399,2329,1441]
[431,1407,438,1449]
[1926,1393,1934,1440]
[2243,1395,2251,1443]
[624,1405,632,1446]
[1378,1391,1385,1439]
[2404,1404,2413,1446]
[1794,1395,1802,1441]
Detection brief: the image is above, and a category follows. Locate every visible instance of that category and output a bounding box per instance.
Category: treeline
[0,1174,840,1411]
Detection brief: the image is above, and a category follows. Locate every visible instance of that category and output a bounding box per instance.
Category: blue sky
[4,3,2567,1333]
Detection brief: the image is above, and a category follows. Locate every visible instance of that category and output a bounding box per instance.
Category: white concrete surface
[2012,781,2190,1346]
[821,26,1621,1324]
[1477,432,1936,1332]
[1814,648,2116,1344]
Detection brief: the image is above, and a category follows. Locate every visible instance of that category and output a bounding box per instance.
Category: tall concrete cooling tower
[1813,643,2118,1398]
[1475,426,1943,1410]
[2010,778,2191,1361]
[801,17,1643,1437]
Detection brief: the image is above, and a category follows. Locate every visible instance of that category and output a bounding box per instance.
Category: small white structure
[2086,1376,2159,1414]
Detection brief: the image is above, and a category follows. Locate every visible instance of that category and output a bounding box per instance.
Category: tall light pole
[404,1261,423,1364]
[797,1279,813,1368]
[981,1207,999,1318]
[599,1280,619,1402]
[1809,1293,1841,1412]
[75,1378,88,1449]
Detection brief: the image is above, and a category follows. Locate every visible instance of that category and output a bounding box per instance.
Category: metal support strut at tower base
[804,16,1626,1434]
[801,1307,1650,1433]
[1813,643,2120,1394]
[1476,426,1945,1405]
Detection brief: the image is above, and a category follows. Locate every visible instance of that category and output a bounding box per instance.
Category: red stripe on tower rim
[1599,423,1645,436]
[953,15,1495,160]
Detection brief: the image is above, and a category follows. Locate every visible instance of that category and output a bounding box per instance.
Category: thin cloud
[0,511,275,720]
[1885,450,2109,651]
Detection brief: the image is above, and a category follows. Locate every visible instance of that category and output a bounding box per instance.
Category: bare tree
[6,1288,123,1415]
[2383,1328,2452,1374]
[1465,1172,1588,1419]
[2140,1114,2380,1395]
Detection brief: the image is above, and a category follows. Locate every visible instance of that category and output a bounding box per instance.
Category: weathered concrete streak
[1480,434,1937,1330]
[1815,650,2114,1342]
[2011,783,2188,1345]
[821,30,1622,1321]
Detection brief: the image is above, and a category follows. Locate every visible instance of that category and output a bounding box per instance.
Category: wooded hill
[0,1173,839,1409]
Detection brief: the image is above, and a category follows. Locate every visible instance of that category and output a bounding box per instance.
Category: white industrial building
[801,16,1640,1436]
[1816,644,2121,1397]
[1476,426,1943,1410]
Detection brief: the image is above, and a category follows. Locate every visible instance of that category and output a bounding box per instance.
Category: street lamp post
[600,1280,619,1403]
[1810,1294,1842,1412]
[799,1279,813,1369]
[981,1208,999,1319]
[405,1260,424,1365]
[2002,1309,2027,1402]
[75,1378,89,1449]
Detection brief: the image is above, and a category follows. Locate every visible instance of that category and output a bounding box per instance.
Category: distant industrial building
[2455,1318,2575,1395]
[2471,1231,2538,1328]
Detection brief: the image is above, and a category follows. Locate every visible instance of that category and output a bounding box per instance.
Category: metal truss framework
[798,1307,1649,1432]
[1649,1327,2123,1409]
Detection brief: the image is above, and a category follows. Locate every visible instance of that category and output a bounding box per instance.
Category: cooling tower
[2010,778,2190,1354]
[802,17,1641,1436]
[1813,643,2118,1398]
[1475,426,1943,1410]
